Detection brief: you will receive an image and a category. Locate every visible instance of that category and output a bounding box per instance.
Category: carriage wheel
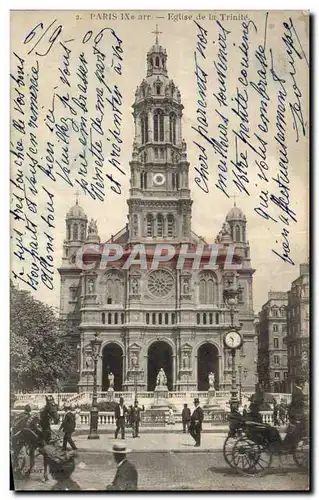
[223,432,245,469]
[232,437,272,477]
[293,437,309,470]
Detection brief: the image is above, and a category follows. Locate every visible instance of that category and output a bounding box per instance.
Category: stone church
[58,35,257,394]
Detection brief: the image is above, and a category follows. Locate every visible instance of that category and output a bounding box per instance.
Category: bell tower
[128,27,192,244]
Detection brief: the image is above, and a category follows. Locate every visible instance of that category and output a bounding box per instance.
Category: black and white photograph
[9,9,309,491]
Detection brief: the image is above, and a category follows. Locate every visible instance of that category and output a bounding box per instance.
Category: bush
[75,401,117,412]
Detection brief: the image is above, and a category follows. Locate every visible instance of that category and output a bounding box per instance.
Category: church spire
[152,24,162,45]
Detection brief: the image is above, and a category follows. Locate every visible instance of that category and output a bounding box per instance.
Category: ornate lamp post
[88,333,102,440]
[223,285,243,411]
[238,363,248,406]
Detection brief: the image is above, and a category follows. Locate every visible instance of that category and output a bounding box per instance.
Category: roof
[226,204,246,222]
[67,201,87,220]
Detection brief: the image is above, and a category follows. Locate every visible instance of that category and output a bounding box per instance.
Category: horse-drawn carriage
[11,396,64,481]
[223,412,309,476]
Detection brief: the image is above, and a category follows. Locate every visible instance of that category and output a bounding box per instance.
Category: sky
[10,9,309,313]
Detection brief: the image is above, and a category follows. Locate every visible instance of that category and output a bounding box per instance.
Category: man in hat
[131,400,145,438]
[106,443,138,491]
[114,397,128,439]
[182,403,191,433]
[60,404,77,451]
[189,398,204,447]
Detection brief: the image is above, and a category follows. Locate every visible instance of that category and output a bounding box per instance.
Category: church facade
[58,36,257,394]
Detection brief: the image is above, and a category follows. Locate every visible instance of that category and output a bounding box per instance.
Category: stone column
[173,354,176,390]
[164,114,169,142]
[218,354,223,389]
[177,115,182,144]
[148,110,153,142]
[153,212,157,237]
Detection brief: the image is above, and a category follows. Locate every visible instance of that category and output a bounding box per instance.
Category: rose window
[148,270,174,298]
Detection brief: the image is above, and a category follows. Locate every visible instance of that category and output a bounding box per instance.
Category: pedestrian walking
[114,397,128,439]
[182,403,191,433]
[106,443,138,491]
[189,398,204,447]
[131,400,144,438]
[60,405,77,451]
[273,402,280,426]
[242,405,248,417]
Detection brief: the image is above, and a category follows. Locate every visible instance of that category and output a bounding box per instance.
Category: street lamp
[88,333,102,440]
[223,285,243,411]
[238,363,248,406]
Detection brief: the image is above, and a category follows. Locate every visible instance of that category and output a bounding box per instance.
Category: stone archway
[197,343,219,390]
[147,341,173,391]
[102,343,123,391]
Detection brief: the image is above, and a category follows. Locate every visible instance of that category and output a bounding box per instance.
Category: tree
[10,282,77,392]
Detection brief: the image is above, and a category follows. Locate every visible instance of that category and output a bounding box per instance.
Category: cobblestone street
[13,432,309,492]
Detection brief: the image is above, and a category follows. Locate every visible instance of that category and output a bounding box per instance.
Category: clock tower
[128,29,192,243]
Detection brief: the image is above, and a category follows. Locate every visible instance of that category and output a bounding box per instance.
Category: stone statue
[88,279,94,294]
[88,218,98,235]
[130,352,139,369]
[131,278,139,295]
[85,353,93,371]
[108,372,114,389]
[182,352,190,369]
[208,372,215,389]
[183,279,189,294]
[221,222,230,235]
[156,368,167,387]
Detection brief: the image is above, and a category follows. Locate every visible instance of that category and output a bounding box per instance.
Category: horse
[11,396,60,481]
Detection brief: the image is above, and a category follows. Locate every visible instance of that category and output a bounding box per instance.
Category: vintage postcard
[10,10,309,491]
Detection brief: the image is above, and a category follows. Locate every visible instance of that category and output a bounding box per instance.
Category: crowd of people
[12,378,309,491]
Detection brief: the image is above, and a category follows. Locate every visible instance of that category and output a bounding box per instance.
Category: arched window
[80,224,85,240]
[157,214,164,237]
[155,56,159,67]
[67,224,71,240]
[114,313,118,325]
[242,225,246,242]
[114,280,121,303]
[169,113,176,144]
[146,313,149,324]
[207,280,214,303]
[209,313,213,325]
[156,84,161,95]
[165,313,169,324]
[154,109,164,142]
[107,297,112,304]
[146,214,153,237]
[108,312,112,324]
[197,313,200,325]
[172,173,179,190]
[152,313,156,324]
[216,313,219,325]
[172,313,176,324]
[167,214,174,237]
[199,273,218,304]
[199,280,206,304]
[159,313,162,325]
[141,114,148,144]
[121,313,124,324]
[73,223,78,240]
[102,313,105,324]
[235,225,241,242]
[203,313,207,325]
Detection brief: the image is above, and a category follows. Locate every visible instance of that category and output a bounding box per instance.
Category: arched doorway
[197,343,219,390]
[147,341,173,391]
[102,343,123,391]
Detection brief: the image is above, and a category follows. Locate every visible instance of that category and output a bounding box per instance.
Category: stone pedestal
[106,387,114,402]
[151,385,169,410]
[204,388,219,410]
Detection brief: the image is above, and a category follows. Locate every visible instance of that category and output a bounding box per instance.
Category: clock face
[224,330,242,349]
[153,173,166,186]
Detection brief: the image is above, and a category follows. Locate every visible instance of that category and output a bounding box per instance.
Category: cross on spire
[229,193,237,207]
[152,24,162,44]
[75,189,80,205]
